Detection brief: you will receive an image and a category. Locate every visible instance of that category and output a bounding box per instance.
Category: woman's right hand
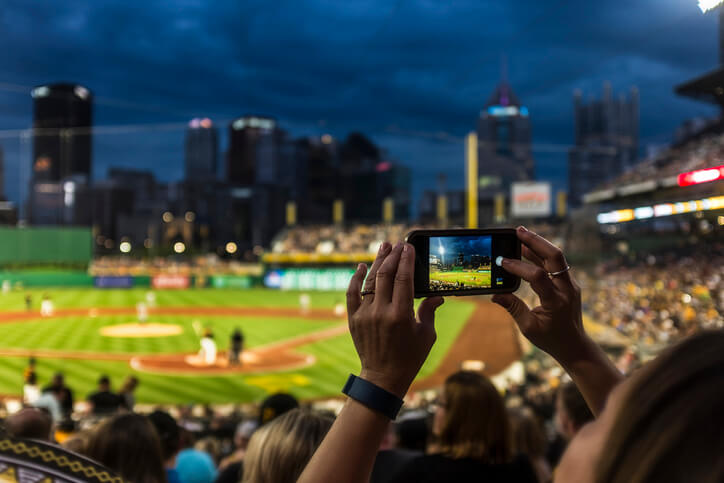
[492,226,588,365]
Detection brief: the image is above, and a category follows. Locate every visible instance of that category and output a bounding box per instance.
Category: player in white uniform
[198,330,217,365]
[299,293,311,315]
[40,295,54,317]
[136,302,149,323]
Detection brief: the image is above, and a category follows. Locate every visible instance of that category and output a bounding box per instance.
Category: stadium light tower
[699,0,724,13]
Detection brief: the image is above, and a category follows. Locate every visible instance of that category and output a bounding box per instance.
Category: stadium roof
[675,66,724,107]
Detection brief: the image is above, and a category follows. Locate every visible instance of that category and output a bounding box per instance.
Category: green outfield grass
[430,269,491,288]
[0,289,474,403]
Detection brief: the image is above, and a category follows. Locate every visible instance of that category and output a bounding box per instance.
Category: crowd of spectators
[579,249,723,348]
[594,128,724,190]
[89,256,263,277]
[4,368,598,483]
[270,224,419,255]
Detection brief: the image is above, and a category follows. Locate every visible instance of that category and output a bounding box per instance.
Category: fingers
[346,263,368,315]
[362,242,392,302]
[375,243,404,303]
[392,243,415,310]
[492,293,531,327]
[500,258,557,303]
[522,245,545,269]
[417,296,444,328]
[516,226,573,287]
[516,226,568,271]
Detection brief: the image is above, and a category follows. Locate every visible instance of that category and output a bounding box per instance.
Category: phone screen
[428,235,493,291]
[407,228,520,297]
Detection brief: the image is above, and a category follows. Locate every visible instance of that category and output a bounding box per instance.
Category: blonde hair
[242,409,332,483]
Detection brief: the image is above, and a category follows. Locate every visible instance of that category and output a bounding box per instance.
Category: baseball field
[430,269,492,289]
[0,288,520,404]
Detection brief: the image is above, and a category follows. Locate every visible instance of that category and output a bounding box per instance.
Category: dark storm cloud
[0,0,719,205]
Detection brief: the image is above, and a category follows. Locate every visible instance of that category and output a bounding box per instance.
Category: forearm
[557,335,623,416]
[299,399,389,483]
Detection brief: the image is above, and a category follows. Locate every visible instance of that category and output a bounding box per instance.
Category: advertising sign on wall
[94,276,134,289]
[151,275,190,289]
[511,182,552,218]
[263,269,355,291]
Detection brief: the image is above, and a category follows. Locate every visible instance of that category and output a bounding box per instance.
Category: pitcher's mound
[101,323,183,338]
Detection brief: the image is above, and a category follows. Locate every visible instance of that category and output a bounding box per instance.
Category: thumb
[417,296,444,327]
[492,293,531,327]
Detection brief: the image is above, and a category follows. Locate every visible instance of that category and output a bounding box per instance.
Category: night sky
[0,0,719,210]
[431,235,491,263]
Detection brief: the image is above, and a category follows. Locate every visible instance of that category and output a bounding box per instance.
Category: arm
[299,242,443,483]
[492,226,622,415]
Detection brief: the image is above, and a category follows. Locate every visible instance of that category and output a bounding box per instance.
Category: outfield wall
[0,227,92,266]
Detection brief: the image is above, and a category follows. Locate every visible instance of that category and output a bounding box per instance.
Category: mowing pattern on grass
[0,289,475,403]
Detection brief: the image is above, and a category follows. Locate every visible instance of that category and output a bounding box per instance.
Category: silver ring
[548,265,571,278]
[361,289,375,296]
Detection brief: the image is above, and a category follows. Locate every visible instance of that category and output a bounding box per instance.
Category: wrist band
[342,374,404,420]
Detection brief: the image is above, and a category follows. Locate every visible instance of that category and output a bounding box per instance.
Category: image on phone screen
[428,235,492,291]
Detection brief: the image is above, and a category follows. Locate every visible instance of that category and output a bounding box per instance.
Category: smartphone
[406,228,521,297]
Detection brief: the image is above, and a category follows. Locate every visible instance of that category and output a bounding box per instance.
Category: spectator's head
[396,415,428,452]
[556,381,593,440]
[121,375,139,393]
[258,393,299,425]
[557,330,724,483]
[85,413,166,483]
[242,409,332,483]
[97,375,110,391]
[148,410,181,464]
[234,420,258,450]
[4,408,52,440]
[433,371,512,463]
[509,406,547,460]
[52,372,65,387]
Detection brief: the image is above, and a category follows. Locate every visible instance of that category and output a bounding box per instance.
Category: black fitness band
[342,374,404,420]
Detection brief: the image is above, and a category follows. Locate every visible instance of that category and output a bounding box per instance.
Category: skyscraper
[31,83,93,182]
[475,78,534,224]
[29,83,93,225]
[184,117,218,180]
[477,80,535,191]
[568,83,639,207]
[226,115,282,185]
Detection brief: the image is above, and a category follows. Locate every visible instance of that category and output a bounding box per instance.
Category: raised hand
[493,226,622,415]
[492,226,585,364]
[346,242,444,398]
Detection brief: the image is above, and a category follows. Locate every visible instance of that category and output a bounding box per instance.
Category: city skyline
[0,1,720,208]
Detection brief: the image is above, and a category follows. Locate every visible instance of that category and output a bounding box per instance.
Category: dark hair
[438,371,512,463]
[98,375,110,386]
[5,408,51,440]
[558,381,593,429]
[596,330,724,483]
[509,406,547,459]
[148,410,180,461]
[259,393,299,425]
[85,413,167,483]
[396,417,428,452]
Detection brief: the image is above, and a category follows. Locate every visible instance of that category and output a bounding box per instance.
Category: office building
[477,80,535,193]
[31,83,93,182]
[226,116,284,185]
[568,83,639,207]
[185,118,218,180]
[29,83,93,225]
